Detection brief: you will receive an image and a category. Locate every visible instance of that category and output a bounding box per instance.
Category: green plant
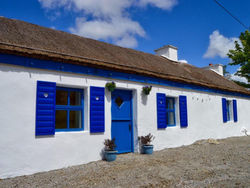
[142,86,152,95]
[104,138,116,151]
[105,82,116,92]
[228,30,250,88]
[138,133,155,146]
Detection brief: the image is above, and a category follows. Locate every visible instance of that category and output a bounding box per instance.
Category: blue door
[111,89,133,153]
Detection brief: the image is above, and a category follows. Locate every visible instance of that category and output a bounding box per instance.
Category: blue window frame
[55,87,84,132]
[166,97,176,127]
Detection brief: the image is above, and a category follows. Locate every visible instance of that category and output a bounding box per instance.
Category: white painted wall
[0,63,250,178]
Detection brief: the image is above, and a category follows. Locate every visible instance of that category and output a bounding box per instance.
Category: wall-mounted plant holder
[142,86,152,96]
[105,82,116,92]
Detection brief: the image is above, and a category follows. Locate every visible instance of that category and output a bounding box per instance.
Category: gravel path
[1,136,250,188]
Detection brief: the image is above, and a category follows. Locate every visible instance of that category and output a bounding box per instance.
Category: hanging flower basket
[105,82,116,92]
[142,86,152,95]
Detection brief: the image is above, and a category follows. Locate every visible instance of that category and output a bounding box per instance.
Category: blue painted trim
[222,98,227,123]
[90,86,105,133]
[55,128,84,132]
[233,99,238,122]
[166,97,176,127]
[111,89,134,153]
[179,95,188,128]
[157,93,167,129]
[36,80,56,136]
[56,106,83,110]
[1,53,250,99]
[57,87,83,92]
[55,86,84,132]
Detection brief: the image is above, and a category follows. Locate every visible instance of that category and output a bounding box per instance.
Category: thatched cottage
[0,17,249,178]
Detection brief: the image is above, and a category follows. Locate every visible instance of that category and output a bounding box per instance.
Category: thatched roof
[0,17,249,95]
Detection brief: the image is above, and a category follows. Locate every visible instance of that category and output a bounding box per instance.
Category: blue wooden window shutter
[222,98,227,123]
[36,81,56,136]
[90,86,105,133]
[179,95,188,128]
[157,93,167,129]
[233,99,238,122]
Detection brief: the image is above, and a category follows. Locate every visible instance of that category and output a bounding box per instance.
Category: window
[157,93,188,129]
[222,98,238,123]
[227,100,231,121]
[166,97,176,126]
[226,100,232,121]
[55,87,84,131]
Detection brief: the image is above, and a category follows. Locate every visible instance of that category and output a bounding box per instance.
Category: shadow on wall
[35,135,55,139]
[100,148,105,160]
[141,91,148,105]
[105,89,111,103]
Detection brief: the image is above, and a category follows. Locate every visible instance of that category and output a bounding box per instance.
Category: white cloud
[69,17,145,48]
[38,0,178,48]
[204,30,239,58]
[115,35,138,48]
[230,74,248,83]
[38,0,68,9]
[230,68,248,84]
[137,0,178,10]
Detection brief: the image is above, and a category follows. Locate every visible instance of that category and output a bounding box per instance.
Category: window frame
[166,97,176,127]
[55,87,84,132]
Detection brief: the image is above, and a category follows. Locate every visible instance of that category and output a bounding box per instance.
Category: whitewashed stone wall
[0,63,249,178]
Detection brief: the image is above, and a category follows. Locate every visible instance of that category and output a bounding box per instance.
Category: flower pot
[141,145,154,154]
[104,150,118,162]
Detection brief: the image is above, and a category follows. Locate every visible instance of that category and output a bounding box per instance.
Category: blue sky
[0,0,249,74]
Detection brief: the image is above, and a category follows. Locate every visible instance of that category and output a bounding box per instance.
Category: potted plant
[138,133,155,154]
[103,138,117,162]
[105,81,116,92]
[142,86,152,95]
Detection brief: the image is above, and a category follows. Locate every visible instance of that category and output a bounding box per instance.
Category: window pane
[166,99,169,109]
[70,91,81,106]
[56,110,67,129]
[227,101,231,120]
[168,99,174,110]
[56,90,68,105]
[167,112,175,125]
[70,111,82,129]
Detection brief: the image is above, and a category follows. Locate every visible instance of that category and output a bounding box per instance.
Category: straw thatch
[0,17,249,95]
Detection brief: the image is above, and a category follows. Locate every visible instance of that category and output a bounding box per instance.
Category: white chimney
[154,45,178,61]
[203,63,224,76]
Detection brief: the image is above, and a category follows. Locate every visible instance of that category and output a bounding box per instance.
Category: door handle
[129,124,132,131]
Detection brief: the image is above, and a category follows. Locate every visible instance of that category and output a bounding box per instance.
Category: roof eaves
[0,42,249,96]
